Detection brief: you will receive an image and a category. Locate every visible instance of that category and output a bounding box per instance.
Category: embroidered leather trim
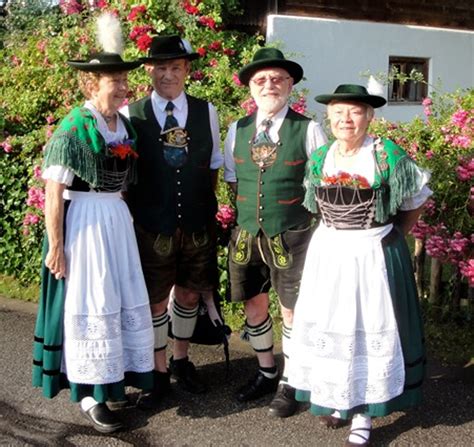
[192,230,209,248]
[267,234,292,269]
[153,234,173,256]
[232,228,252,265]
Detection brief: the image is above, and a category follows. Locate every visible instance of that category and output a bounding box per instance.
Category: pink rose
[1,141,13,153]
[421,97,432,107]
[232,73,243,87]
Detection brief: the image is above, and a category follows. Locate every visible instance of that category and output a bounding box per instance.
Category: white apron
[288,222,405,410]
[61,190,154,384]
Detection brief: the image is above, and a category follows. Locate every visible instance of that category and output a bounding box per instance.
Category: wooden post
[429,257,442,304]
[413,238,426,299]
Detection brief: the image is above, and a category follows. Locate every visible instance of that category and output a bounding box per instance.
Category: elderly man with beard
[224,48,327,418]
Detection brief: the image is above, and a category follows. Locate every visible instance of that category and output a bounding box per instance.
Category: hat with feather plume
[67,12,141,72]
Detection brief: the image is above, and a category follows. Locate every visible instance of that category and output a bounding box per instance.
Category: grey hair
[327,101,375,120]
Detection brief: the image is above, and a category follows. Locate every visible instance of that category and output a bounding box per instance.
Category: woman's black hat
[315,84,387,108]
[67,52,142,72]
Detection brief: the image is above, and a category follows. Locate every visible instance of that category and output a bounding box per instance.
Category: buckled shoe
[169,357,207,394]
[80,403,123,434]
[235,371,279,402]
[345,427,372,446]
[268,383,298,418]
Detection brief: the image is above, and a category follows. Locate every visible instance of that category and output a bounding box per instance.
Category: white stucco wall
[267,15,474,123]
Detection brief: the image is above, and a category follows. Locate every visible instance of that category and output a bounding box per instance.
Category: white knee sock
[244,315,273,353]
[80,396,98,412]
[349,413,372,444]
[152,311,169,352]
[172,300,198,340]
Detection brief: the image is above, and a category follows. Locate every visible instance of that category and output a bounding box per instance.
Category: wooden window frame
[388,56,429,105]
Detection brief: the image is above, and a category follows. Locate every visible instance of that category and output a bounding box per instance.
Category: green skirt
[32,236,153,403]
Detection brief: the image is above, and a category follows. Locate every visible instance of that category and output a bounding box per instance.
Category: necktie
[162,101,188,168]
[164,101,179,130]
[253,118,273,144]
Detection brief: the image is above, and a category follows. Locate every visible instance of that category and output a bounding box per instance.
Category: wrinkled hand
[45,247,66,280]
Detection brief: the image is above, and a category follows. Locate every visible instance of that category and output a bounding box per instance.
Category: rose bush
[370,88,473,301]
[1,0,319,288]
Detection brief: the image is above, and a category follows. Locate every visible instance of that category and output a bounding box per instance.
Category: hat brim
[140,52,199,63]
[67,60,142,72]
[238,59,303,86]
[315,93,386,108]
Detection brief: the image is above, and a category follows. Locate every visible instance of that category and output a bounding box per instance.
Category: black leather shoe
[80,403,123,434]
[268,383,298,418]
[136,370,171,410]
[235,371,279,402]
[169,357,207,394]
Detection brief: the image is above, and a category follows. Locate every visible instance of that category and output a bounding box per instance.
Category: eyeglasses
[250,75,290,86]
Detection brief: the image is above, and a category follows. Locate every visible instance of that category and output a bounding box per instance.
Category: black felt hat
[315,84,387,108]
[141,35,199,62]
[67,52,142,72]
[238,47,303,86]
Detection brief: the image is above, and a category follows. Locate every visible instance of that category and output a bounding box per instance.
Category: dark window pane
[388,57,428,104]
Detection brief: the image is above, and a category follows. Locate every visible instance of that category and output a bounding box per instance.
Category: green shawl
[43,107,138,188]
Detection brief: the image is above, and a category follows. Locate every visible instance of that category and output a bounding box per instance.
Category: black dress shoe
[344,427,371,446]
[268,383,298,418]
[235,371,279,402]
[80,403,123,434]
[169,357,207,394]
[136,370,171,410]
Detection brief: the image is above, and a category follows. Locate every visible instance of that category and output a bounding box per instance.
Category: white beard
[254,94,288,116]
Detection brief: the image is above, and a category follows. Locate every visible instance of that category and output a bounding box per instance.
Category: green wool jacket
[127,94,217,235]
[234,108,311,237]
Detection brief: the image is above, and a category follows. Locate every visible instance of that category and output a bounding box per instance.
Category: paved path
[0,296,473,446]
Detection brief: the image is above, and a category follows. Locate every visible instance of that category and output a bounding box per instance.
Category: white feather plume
[96,12,124,55]
[181,38,193,55]
[366,75,385,97]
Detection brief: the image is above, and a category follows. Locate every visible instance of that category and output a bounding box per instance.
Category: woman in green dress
[288,84,432,446]
[32,13,154,434]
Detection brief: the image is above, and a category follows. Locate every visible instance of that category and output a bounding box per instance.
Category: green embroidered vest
[127,94,217,235]
[234,108,311,237]
[303,138,424,222]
